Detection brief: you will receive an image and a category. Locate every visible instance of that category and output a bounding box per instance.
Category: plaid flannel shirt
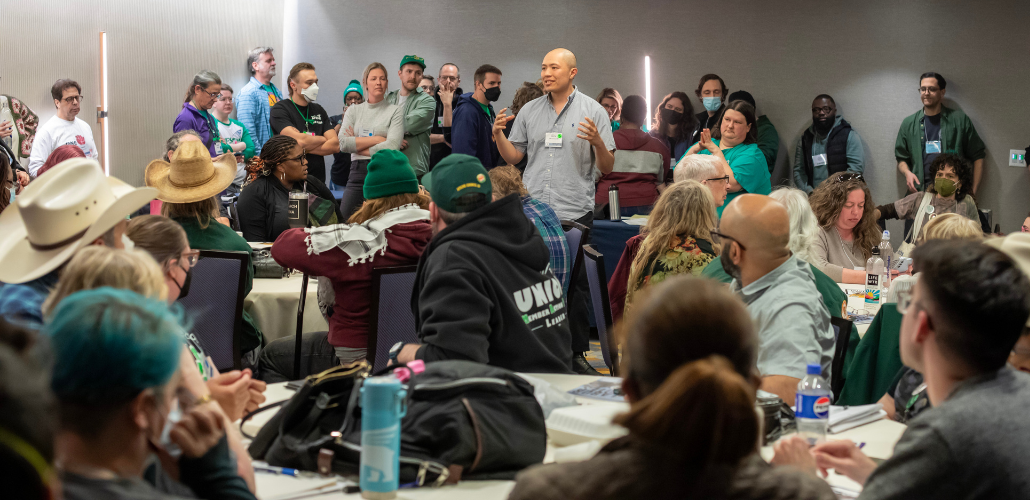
[521,196,570,296]
[0,283,47,330]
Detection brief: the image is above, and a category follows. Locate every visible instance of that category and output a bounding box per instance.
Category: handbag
[246,359,547,485]
[252,248,290,279]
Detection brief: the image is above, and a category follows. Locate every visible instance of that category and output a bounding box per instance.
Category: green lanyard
[290,98,315,133]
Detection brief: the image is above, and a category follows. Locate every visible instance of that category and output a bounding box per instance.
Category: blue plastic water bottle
[360,376,408,499]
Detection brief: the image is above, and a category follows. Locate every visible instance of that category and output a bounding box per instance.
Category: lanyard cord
[290,98,315,131]
[835,227,858,268]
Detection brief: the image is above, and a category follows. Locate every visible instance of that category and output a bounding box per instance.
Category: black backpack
[246,359,547,486]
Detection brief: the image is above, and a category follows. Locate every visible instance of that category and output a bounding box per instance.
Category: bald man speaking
[716,194,835,402]
[492,48,615,374]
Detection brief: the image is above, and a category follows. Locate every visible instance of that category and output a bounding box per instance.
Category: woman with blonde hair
[337,61,405,218]
[768,187,821,264]
[264,149,432,378]
[917,212,983,244]
[809,172,881,283]
[509,276,835,500]
[596,87,623,131]
[42,246,167,316]
[608,181,719,322]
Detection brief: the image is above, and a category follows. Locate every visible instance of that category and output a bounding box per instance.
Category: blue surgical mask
[159,398,183,458]
[703,96,722,112]
[6,186,13,204]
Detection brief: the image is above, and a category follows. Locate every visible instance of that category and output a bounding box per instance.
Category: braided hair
[245,135,298,185]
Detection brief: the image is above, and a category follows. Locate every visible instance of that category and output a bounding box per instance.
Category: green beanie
[364,149,419,200]
[343,79,363,100]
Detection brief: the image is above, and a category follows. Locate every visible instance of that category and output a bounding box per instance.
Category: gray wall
[1,0,284,186]
[285,0,1030,235]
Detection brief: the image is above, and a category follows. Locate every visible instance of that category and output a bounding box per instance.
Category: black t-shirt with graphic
[270,99,332,182]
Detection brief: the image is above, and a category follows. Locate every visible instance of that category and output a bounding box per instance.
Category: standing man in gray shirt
[492,47,615,374]
[716,194,834,403]
[386,55,436,179]
[773,239,1030,499]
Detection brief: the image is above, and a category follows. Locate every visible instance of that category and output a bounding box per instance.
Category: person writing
[491,47,615,374]
[681,100,771,217]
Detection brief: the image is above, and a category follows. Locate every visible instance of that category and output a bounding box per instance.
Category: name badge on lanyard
[545,132,563,148]
[812,153,828,167]
[925,141,942,154]
[437,116,444,127]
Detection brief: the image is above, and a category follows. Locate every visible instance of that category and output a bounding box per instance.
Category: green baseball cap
[399,55,426,70]
[422,154,492,213]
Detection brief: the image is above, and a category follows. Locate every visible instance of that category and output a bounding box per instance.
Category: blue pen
[858,442,866,449]
[255,464,300,477]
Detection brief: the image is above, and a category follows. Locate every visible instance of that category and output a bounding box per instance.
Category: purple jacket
[173,102,217,156]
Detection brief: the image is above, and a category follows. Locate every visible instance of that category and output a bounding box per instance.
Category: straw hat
[985,232,1030,326]
[0,158,157,284]
[145,140,237,203]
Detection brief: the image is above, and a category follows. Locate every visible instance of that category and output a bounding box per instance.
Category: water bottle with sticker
[795,363,831,446]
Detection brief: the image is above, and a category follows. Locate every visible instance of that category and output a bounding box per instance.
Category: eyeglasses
[812,106,833,113]
[62,95,83,104]
[710,229,746,250]
[918,87,940,94]
[201,89,221,100]
[706,175,730,184]
[287,152,306,163]
[833,172,865,184]
[176,249,200,267]
[214,94,229,102]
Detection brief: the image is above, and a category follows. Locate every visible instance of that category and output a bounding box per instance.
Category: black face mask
[174,263,193,300]
[661,107,683,125]
[720,243,742,282]
[484,86,501,102]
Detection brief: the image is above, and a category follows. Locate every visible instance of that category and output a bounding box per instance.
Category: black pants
[338,159,369,221]
[569,211,593,353]
[255,331,339,383]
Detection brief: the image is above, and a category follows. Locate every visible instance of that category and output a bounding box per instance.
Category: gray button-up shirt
[731,255,835,382]
[509,87,615,220]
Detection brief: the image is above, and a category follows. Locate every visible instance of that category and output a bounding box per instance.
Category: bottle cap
[392,359,426,383]
[807,363,821,375]
[883,230,890,238]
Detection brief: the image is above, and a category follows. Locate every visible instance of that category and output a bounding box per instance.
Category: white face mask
[301,82,319,102]
[121,233,135,251]
[158,397,183,458]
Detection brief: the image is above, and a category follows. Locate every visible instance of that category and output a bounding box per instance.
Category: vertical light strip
[99,31,109,175]
[644,56,651,133]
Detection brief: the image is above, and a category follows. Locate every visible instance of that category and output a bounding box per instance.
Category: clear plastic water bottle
[795,363,831,446]
[865,246,884,314]
[879,230,893,288]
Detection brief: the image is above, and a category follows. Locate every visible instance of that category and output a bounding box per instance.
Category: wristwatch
[388,341,405,363]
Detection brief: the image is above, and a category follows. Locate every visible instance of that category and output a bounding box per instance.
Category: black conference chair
[583,245,619,376]
[177,250,248,372]
[830,316,854,401]
[560,220,589,305]
[367,265,419,372]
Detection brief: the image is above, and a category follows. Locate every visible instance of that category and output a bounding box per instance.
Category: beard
[720,244,742,282]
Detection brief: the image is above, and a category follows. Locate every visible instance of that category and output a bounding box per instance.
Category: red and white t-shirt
[27,115,99,176]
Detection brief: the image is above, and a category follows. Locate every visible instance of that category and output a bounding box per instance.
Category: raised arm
[492,107,524,165]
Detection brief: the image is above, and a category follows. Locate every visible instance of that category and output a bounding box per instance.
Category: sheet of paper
[567,378,626,402]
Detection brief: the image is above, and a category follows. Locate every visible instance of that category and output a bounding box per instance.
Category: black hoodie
[411,194,573,373]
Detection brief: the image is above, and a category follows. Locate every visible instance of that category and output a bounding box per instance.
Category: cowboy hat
[145,140,237,203]
[985,232,1030,326]
[0,158,157,284]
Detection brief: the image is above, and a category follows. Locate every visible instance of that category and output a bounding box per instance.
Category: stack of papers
[829,404,886,433]
[568,378,625,402]
[621,217,649,226]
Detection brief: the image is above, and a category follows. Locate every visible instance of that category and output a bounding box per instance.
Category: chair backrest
[583,245,619,375]
[560,220,590,304]
[176,250,248,372]
[612,150,666,183]
[367,265,419,372]
[829,316,853,401]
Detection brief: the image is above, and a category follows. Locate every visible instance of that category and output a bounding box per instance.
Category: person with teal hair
[50,288,256,500]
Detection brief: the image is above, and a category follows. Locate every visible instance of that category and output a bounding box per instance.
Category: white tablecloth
[246,275,329,342]
[248,373,906,499]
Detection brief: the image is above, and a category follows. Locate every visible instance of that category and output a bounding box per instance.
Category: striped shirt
[235,76,282,155]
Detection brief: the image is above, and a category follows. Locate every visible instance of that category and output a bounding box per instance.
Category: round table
[247,373,905,499]
[245,274,329,342]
